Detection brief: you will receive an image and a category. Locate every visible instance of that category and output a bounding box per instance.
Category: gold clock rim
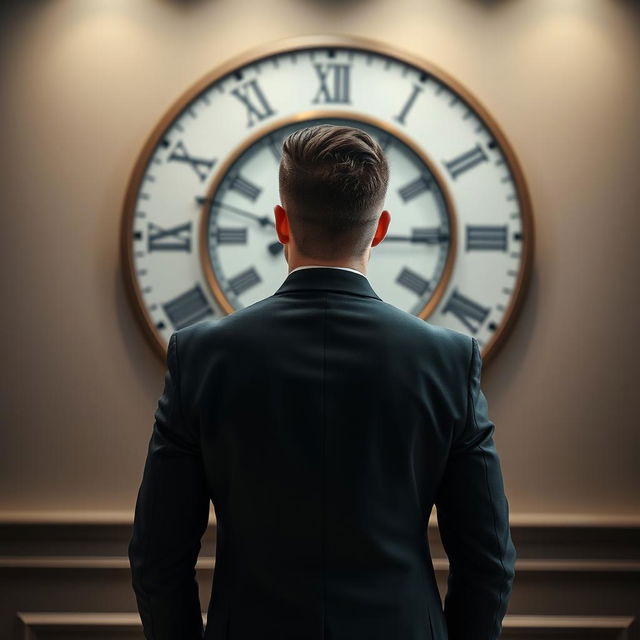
[198,108,458,322]
[120,33,534,365]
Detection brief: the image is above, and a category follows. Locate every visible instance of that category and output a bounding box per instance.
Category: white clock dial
[121,36,533,365]
[202,115,454,317]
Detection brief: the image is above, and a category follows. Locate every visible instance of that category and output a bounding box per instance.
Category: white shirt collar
[289,265,368,279]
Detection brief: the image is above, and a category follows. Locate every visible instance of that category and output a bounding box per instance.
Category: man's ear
[371,210,391,248]
[274,204,290,244]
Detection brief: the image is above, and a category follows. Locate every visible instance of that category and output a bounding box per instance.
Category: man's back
[129,266,516,640]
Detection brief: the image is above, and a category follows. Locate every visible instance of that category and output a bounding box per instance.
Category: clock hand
[267,230,448,258]
[265,230,447,258]
[197,195,284,256]
[197,196,287,256]
[196,196,275,228]
[197,196,447,252]
[384,230,450,244]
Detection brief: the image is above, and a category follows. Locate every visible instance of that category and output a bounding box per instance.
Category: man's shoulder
[171,295,276,349]
[172,294,472,366]
[374,298,471,353]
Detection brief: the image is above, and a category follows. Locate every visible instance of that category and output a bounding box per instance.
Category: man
[128,124,516,640]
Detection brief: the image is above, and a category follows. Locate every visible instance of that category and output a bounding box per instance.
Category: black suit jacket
[128,266,516,640]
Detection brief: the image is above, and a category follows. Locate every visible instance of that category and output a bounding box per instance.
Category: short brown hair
[278,124,389,260]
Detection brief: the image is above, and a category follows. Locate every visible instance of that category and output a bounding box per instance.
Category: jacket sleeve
[128,331,211,640]
[434,336,517,640]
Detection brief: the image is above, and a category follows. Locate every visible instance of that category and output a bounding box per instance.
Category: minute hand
[196,196,275,228]
[384,229,449,244]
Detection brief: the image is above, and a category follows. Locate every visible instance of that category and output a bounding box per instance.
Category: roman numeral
[312,63,351,104]
[376,132,392,152]
[444,144,489,180]
[147,221,192,252]
[266,134,283,161]
[393,84,423,125]
[466,225,508,251]
[398,174,433,202]
[162,284,214,330]
[167,140,217,182]
[216,227,247,244]
[442,288,490,334]
[228,174,262,201]
[231,79,276,128]
[396,267,431,296]
[228,266,261,296]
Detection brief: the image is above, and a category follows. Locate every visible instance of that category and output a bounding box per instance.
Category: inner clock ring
[198,110,458,318]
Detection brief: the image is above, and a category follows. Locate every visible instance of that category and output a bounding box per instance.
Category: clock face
[121,35,533,364]
[202,115,455,317]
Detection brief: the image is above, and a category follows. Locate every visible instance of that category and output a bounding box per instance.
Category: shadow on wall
[155,0,372,8]
[456,0,640,12]
[459,0,514,7]
[155,0,214,5]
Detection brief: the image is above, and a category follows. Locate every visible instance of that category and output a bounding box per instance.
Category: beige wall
[0,0,638,523]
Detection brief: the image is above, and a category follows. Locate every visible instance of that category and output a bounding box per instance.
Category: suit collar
[273,266,382,301]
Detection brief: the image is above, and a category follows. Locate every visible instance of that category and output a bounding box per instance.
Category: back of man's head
[278,124,389,261]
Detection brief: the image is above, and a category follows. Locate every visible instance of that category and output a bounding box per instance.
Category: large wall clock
[121,35,533,365]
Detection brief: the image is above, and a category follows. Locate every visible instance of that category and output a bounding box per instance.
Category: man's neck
[287,258,368,276]
[289,264,368,278]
